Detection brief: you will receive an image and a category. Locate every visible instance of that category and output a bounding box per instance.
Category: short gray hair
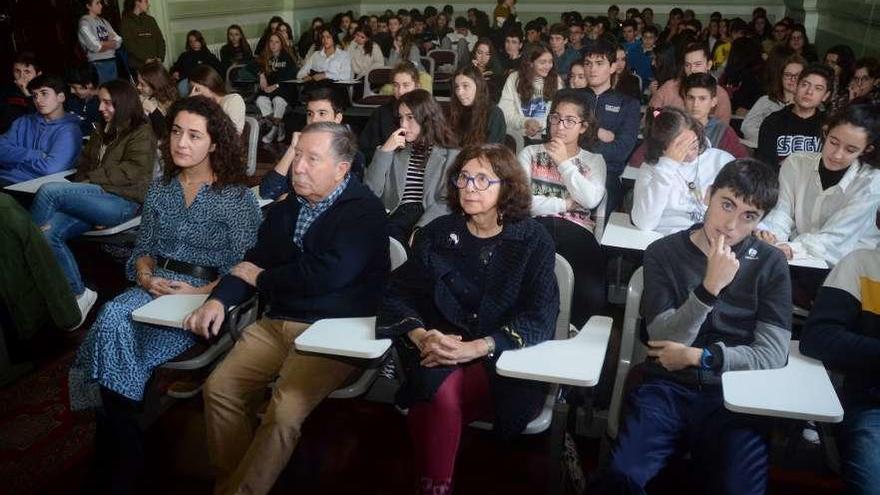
[301,122,358,166]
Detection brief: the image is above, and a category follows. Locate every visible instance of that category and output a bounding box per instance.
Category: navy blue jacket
[377,214,559,437]
[211,179,389,322]
[571,87,640,175]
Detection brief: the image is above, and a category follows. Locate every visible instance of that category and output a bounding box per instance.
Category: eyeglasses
[852,75,875,85]
[451,172,502,191]
[782,72,801,80]
[548,113,584,128]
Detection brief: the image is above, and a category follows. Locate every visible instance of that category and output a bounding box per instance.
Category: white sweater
[518,144,607,231]
[741,95,785,145]
[762,152,880,265]
[498,72,564,137]
[349,43,385,79]
[632,147,734,235]
[78,15,122,62]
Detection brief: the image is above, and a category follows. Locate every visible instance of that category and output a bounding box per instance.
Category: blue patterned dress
[69,178,261,410]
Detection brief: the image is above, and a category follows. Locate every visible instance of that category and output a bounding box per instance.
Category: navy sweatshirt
[211,179,389,323]
[571,87,640,175]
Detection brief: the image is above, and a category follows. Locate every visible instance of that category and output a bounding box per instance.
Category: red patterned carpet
[0,350,93,495]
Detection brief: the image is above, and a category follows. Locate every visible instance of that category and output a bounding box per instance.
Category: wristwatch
[483,336,496,359]
[700,347,715,370]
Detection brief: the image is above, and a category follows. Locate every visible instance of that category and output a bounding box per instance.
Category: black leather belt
[155,256,218,281]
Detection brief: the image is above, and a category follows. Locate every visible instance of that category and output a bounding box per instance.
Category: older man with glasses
[186,122,389,495]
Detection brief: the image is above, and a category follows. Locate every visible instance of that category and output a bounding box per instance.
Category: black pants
[91,386,144,495]
[537,217,606,328]
[387,202,424,250]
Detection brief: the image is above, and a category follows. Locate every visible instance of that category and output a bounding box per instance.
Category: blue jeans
[840,401,880,495]
[92,59,118,84]
[30,182,139,295]
[603,378,771,495]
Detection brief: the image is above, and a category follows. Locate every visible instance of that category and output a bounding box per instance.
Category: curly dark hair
[446,143,532,225]
[161,96,247,189]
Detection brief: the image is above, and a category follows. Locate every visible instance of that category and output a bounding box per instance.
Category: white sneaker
[72,288,98,331]
[802,421,821,445]
[276,122,286,142]
[261,124,277,144]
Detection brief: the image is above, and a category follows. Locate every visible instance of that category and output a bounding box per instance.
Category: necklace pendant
[687,181,696,190]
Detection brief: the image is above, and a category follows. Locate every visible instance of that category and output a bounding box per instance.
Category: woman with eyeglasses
[742,52,806,145]
[518,92,607,326]
[848,57,880,105]
[376,143,557,495]
[632,107,733,235]
[365,89,459,245]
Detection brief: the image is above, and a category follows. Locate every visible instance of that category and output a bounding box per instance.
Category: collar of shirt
[293,174,351,248]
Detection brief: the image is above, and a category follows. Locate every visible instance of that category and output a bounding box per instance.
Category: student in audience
[377,143,558,495]
[849,57,880,105]
[612,46,641,102]
[366,89,459,244]
[757,104,880,268]
[569,21,586,53]
[548,23,580,79]
[742,52,805,145]
[788,24,818,63]
[722,37,766,115]
[120,0,166,73]
[68,96,260,493]
[219,24,254,79]
[0,52,40,134]
[171,30,221,96]
[0,75,82,186]
[499,45,563,144]
[684,73,749,158]
[255,16,285,56]
[255,32,298,144]
[448,65,506,148]
[359,62,421,163]
[189,65,245,135]
[444,16,478,52]
[78,0,123,84]
[568,61,587,89]
[262,87,366,199]
[135,60,178,139]
[847,57,880,107]
[470,38,501,81]
[825,44,857,112]
[519,92,606,326]
[632,107,734,234]
[493,0,516,27]
[800,221,880,494]
[296,17,324,59]
[387,29,422,67]
[628,25,656,92]
[186,122,386,495]
[65,64,101,137]
[596,158,790,495]
[757,63,832,167]
[297,27,352,83]
[349,26,385,80]
[650,42,732,124]
[498,27,524,77]
[31,80,156,323]
[576,39,639,214]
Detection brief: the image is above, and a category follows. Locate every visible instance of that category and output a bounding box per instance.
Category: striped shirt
[400,144,432,205]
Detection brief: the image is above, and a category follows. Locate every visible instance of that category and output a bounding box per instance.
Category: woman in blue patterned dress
[69,96,261,494]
